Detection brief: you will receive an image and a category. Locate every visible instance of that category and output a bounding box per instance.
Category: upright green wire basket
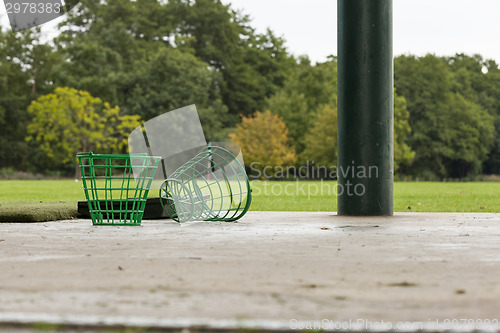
[77,152,161,225]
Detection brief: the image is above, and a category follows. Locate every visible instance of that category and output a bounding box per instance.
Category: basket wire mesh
[160,146,251,222]
[77,152,161,225]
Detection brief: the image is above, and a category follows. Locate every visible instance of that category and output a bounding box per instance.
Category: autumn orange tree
[229,110,297,178]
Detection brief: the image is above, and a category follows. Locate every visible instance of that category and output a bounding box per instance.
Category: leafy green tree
[441,93,494,177]
[480,62,500,174]
[26,87,141,176]
[172,0,294,116]
[120,47,228,140]
[52,39,125,107]
[58,0,293,122]
[55,1,243,135]
[301,92,414,176]
[266,57,337,155]
[301,105,337,169]
[0,29,29,168]
[447,54,490,104]
[394,92,415,172]
[229,110,297,178]
[0,27,57,169]
[445,54,500,174]
[395,54,494,178]
[54,0,170,108]
[266,90,309,155]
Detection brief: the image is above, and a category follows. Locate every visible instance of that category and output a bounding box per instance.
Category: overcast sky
[224,0,500,64]
[2,0,500,65]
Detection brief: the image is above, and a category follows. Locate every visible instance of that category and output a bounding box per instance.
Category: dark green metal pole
[337,0,394,216]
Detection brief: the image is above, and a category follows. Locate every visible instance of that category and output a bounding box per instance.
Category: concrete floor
[1,212,500,332]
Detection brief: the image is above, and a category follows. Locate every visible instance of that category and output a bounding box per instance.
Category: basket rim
[77,152,161,160]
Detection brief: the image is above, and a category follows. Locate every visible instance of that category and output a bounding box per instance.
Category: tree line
[0,0,499,180]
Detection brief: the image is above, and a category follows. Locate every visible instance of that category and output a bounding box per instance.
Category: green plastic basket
[77,152,161,225]
[159,146,251,223]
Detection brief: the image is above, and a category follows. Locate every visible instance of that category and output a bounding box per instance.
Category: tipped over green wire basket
[159,146,251,223]
[77,152,161,225]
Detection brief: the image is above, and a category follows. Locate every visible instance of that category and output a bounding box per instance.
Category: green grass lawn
[1,179,500,212]
[249,181,500,212]
[0,180,86,202]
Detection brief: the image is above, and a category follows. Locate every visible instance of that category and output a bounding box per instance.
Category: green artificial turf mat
[0,202,80,222]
